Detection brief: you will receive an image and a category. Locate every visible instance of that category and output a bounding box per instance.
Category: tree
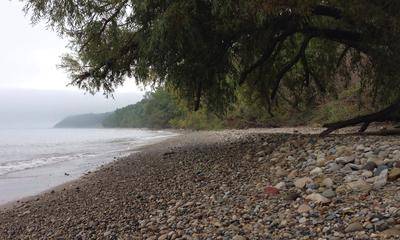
[22,0,400,133]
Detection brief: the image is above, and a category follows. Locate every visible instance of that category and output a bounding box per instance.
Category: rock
[361,170,373,178]
[388,168,400,181]
[297,204,311,214]
[294,177,313,189]
[380,228,400,237]
[321,178,334,188]
[288,170,297,179]
[158,234,169,240]
[265,186,280,196]
[345,222,364,233]
[275,182,286,189]
[326,162,341,172]
[305,193,330,204]
[322,189,336,198]
[347,163,362,171]
[347,179,371,192]
[394,161,400,168]
[363,161,377,172]
[374,165,389,176]
[306,182,319,190]
[373,169,388,189]
[310,167,323,175]
[232,235,246,240]
[256,151,265,157]
[299,217,307,224]
[335,156,355,165]
[285,191,301,201]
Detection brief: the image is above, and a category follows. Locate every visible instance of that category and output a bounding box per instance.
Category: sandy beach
[1,129,400,239]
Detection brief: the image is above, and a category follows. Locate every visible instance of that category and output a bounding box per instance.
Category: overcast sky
[0,1,144,128]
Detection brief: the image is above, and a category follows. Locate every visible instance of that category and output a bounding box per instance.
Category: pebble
[297,204,312,213]
[305,193,330,204]
[322,178,334,188]
[388,168,400,181]
[294,177,312,189]
[345,222,364,233]
[310,167,323,175]
[347,179,371,192]
[322,189,336,198]
[373,169,388,189]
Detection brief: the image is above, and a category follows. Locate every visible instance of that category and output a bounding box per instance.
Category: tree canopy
[22,0,400,131]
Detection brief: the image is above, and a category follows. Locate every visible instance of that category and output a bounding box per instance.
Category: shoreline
[1,128,400,239]
[0,131,182,210]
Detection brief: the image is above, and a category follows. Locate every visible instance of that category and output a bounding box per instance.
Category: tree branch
[271,36,311,100]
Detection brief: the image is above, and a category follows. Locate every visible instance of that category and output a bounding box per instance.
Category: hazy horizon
[0,88,143,129]
[0,1,145,129]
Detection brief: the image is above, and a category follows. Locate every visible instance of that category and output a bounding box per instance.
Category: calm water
[0,128,177,204]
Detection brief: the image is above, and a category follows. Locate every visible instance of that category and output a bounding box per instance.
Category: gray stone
[373,169,388,189]
[327,162,341,172]
[322,189,336,198]
[345,222,363,233]
[374,165,389,176]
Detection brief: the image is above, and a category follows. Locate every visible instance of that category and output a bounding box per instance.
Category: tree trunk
[320,98,400,136]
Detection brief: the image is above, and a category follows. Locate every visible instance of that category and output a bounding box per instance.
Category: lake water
[0,128,177,205]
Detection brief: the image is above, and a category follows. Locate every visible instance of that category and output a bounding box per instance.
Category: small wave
[0,153,95,176]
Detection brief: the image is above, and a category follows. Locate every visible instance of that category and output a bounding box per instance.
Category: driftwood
[320,98,400,136]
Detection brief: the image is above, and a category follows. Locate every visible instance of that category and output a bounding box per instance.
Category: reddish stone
[265,186,280,196]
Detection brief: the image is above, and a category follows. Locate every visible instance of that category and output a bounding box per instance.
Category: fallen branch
[320,98,400,136]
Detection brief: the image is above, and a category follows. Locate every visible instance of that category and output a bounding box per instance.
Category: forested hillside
[54,113,111,128]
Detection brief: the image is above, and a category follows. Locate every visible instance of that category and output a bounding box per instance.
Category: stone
[374,165,388,176]
[373,169,388,189]
[294,177,313,189]
[388,168,400,181]
[285,192,301,201]
[335,156,355,164]
[275,182,286,189]
[310,167,323,175]
[394,161,400,168]
[361,170,373,178]
[347,179,371,192]
[158,234,169,240]
[265,186,280,196]
[297,204,312,213]
[345,222,364,233]
[322,178,334,188]
[347,163,362,171]
[232,235,246,240]
[305,193,330,204]
[380,228,400,237]
[256,151,265,157]
[322,189,336,198]
[326,162,341,172]
[288,170,297,179]
[299,217,307,224]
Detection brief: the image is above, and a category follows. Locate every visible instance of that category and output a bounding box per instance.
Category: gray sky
[0,1,144,128]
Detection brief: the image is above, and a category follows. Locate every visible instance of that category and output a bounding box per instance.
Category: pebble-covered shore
[1,129,400,239]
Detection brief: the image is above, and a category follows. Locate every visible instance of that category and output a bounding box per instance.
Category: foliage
[103,88,182,128]
[22,0,400,120]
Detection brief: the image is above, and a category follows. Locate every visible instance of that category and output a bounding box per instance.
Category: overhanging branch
[271,36,311,100]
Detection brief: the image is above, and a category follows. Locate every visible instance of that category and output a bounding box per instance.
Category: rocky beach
[1,129,400,239]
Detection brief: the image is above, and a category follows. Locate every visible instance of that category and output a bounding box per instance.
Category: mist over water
[0,89,142,129]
